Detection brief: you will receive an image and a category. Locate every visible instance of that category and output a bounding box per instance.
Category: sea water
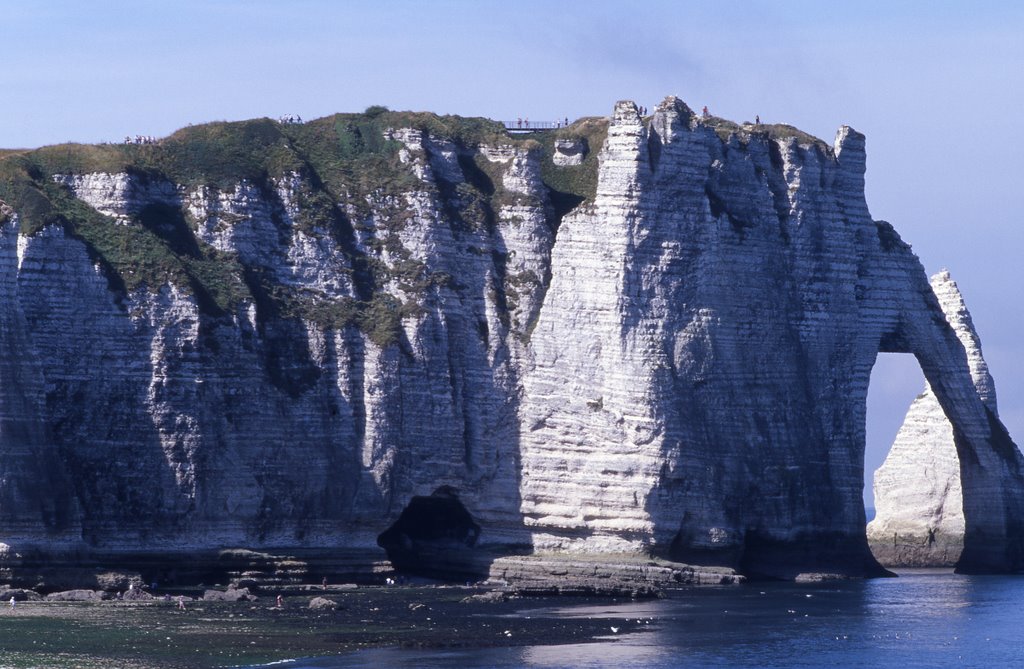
[260,571,1024,668]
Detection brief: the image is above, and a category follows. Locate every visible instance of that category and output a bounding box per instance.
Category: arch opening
[376,486,485,581]
[865,352,964,567]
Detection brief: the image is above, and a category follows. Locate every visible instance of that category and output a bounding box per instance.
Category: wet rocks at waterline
[0,97,1020,584]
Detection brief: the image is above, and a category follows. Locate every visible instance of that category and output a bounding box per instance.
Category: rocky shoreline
[0,578,674,669]
[0,549,749,666]
[0,546,743,597]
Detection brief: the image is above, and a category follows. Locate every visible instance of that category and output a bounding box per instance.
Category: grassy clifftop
[0,109,609,345]
[701,116,828,151]
[0,103,829,333]
[19,110,515,191]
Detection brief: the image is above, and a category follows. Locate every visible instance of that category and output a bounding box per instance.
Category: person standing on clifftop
[702,105,709,118]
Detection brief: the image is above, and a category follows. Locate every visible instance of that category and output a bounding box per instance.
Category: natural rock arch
[518,97,1024,577]
[862,274,1024,574]
[868,270,1006,569]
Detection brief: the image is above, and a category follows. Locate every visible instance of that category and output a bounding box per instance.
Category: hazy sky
[3,1,1022,506]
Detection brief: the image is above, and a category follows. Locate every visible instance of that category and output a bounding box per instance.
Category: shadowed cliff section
[0,202,79,541]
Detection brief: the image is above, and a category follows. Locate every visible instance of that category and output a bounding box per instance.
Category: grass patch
[533,117,608,220]
[702,117,827,151]
[703,116,742,143]
[26,121,304,191]
[747,123,828,151]
[0,155,249,315]
[281,110,511,209]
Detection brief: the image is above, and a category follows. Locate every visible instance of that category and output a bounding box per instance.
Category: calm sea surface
[258,571,1024,668]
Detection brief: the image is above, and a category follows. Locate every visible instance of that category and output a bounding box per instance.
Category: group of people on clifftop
[513,117,572,129]
[123,135,157,145]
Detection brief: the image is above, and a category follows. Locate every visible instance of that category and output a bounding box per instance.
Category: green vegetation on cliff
[0,155,248,314]
[0,104,830,348]
[703,116,828,151]
[0,108,602,346]
[535,117,608,218]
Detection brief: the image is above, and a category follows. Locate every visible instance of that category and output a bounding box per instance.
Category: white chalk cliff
[0,98,1021,579]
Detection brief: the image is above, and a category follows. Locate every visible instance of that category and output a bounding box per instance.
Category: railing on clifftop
[503,121,565,132]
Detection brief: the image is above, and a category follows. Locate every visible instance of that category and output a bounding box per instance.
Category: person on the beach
[177,596,186,610]
[9,596,14,609]
[276,594,283,608]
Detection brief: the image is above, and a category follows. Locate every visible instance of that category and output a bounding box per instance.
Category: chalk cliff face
[0,98,1021,579]
[867,270,997,566]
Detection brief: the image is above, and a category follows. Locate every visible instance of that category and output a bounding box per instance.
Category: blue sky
[3,0,1023,506]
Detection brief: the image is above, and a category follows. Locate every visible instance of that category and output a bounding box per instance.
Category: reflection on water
[263,572,1024,668]
[519,637,670,668]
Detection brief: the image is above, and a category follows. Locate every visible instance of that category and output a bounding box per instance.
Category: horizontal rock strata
[485,554,742,596]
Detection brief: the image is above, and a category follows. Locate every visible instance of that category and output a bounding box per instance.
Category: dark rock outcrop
[44,589,110,602]
[122,587,153,601]
[308,596,339,610]
[0,587,41,601]
[203,586,257,602]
